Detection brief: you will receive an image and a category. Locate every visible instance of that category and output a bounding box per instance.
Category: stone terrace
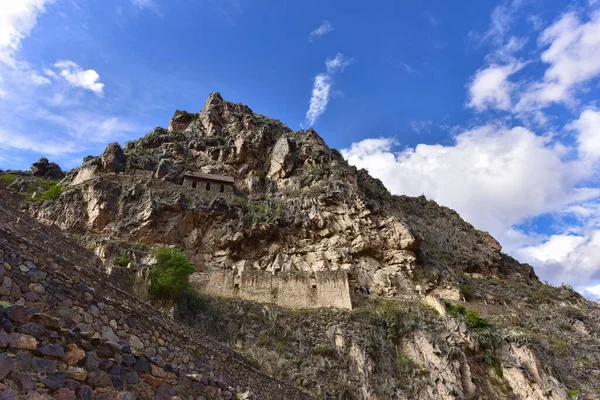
[0,186,312,400]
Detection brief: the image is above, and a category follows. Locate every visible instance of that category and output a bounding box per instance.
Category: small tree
[148,247,195,303]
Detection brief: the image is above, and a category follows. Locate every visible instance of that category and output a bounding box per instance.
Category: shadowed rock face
[27,93,536,298]
[30,158,65,180]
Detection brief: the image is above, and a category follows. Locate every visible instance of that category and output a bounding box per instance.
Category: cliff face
[9,93,600,399]
[29,93,534,298]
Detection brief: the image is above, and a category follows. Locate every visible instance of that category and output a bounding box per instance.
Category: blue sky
[1,0,600,299]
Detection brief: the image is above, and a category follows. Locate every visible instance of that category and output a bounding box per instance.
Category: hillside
[2,92,600,399]
[0,183,311,399]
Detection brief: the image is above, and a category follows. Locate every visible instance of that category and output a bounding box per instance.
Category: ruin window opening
[191,181,197,189]
[219,184,224,193]
[206,182,211,191]
[234,283,239,288]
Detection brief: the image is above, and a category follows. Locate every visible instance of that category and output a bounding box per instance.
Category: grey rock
[123,371,139,384]
[4,305,33,325]
[100,143,126,174]
[14,352,32,369]
[85,351,100,370]
[75,385,93,400]
[116,392,136,400]
[10,370,36,392]
[38,343,65,358]
[32,357,56,373]
[31,157,65,179]
[154,383,175,400]
[133,357,149,372]
[42,371,68,388]
[0,389,18,400]
[0,353,14,380]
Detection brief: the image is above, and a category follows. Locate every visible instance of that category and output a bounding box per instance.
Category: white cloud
[0,128,78,156]
[467,62,524,111]
[0,0,54,66]
[27,70,50,85]
[342,120,599,252]
[305,54,352,126]
[410,120,433,134]
[516,10,600,113]
[569,108,600,162]
[581,283,600,301]
[309,21,333,41]
[517,231,600,290]
[481,1,522,45]
[325,53,353,73]
[305,74,330,127]
[54,60,104,96]
[131,0,154,8]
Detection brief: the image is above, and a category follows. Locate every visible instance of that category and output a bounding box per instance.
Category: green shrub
[368,301,416,342]
[148,247,195,303]
[445,301,501,367]
[395,352,415,374]
[459,280,478,301]
[0,300,12,307]
[113,249,130,267]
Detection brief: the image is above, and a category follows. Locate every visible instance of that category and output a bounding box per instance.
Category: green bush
[395,352,415,374]
[368,300,417,342]
[445,301,501,367]
[148,247,195,303]
[459,280,478,301]
[0,300,12,307]
[114,249,130,267]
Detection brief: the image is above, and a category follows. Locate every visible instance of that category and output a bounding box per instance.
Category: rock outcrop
[30,158,64,180]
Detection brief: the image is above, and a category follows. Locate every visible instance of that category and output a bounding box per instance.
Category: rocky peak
[30,157,64,179]
[100,142,126,174]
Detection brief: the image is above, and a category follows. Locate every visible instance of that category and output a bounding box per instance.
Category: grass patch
[395,352,415,374]
[313,345,336,358]
[367,300,417,342]
[445,301,502,367]
[0,173,17,186]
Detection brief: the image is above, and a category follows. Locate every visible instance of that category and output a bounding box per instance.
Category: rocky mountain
[2,92,600,399]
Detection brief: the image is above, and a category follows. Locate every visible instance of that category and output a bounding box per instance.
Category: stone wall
[191,270,352,310]
[182,177,235,201]
[0,187,313,400]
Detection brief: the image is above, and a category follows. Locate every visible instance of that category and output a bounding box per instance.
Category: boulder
[100,143,126,174]
[31,157,65,179]
[168,110,194,132]
[268,137,295,179]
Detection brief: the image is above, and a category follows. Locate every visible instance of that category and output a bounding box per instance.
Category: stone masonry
[191,270,353,310]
